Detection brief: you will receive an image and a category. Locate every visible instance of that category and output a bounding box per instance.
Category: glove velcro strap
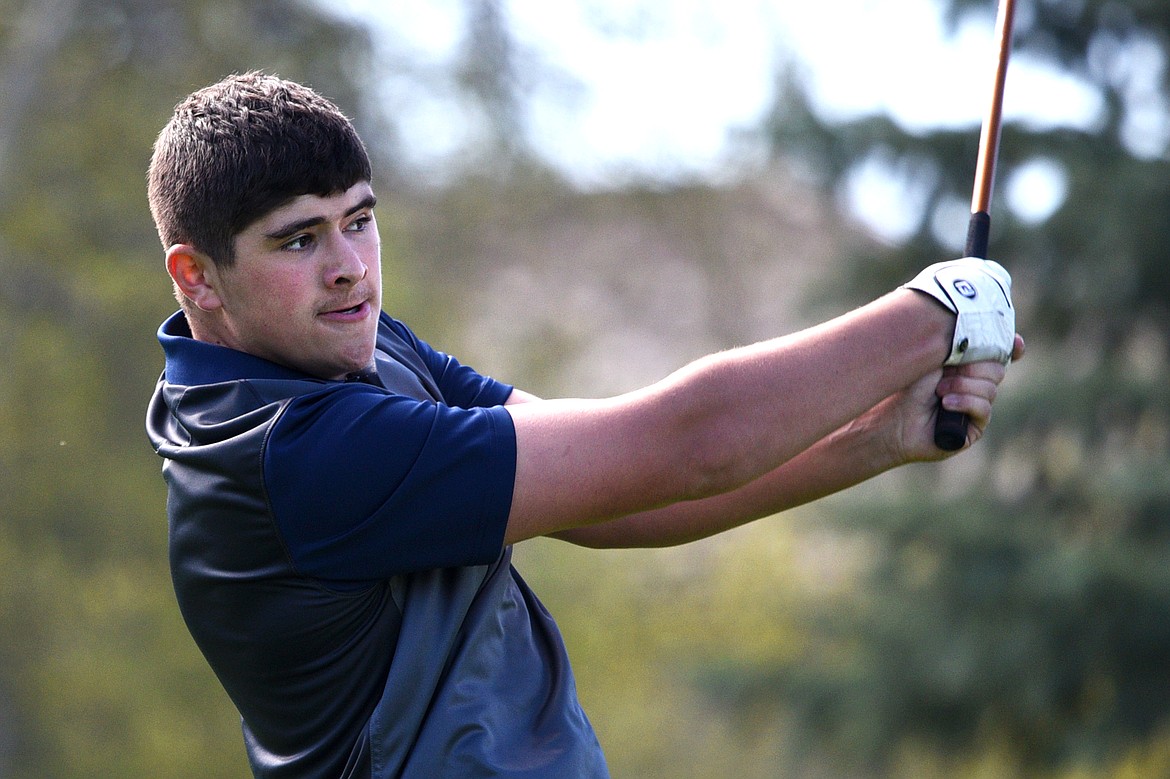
[947,309,1014,365]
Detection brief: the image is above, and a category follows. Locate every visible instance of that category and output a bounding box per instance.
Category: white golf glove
[903,257,1015,365]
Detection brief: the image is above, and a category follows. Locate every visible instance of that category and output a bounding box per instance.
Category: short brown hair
[147,71,372,267]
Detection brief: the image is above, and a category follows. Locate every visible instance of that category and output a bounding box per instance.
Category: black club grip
[933,211,992,451]
[934,408,970,451]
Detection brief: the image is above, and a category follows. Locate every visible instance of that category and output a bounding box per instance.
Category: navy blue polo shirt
[147,311,608,778]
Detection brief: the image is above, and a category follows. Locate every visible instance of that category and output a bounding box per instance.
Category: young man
[146,72,1022,778]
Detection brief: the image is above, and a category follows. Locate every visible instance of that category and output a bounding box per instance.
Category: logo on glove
[953,279,977,299]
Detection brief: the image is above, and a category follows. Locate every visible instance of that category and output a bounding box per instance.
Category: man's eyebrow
[264,194,378,242]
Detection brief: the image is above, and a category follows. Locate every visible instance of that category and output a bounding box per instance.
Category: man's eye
[283,234,313,250]
[346,215,372,232]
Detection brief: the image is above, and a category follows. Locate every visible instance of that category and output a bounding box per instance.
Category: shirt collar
[157,311,315,386]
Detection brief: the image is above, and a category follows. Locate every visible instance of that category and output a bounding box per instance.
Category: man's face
[207,182,382,380]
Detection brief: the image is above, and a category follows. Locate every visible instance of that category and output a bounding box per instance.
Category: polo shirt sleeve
[262,383,517,581]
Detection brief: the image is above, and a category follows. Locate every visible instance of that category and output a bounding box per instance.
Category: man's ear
[166,245,223,311]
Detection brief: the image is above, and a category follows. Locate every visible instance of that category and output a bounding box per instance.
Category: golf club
[934,0,1017,450]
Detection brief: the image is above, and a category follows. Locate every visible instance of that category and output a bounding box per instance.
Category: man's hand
[903,257,1015,366]
[868,333,1026,463]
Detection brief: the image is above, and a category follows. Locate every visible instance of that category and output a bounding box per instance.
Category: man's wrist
[897,287,959,367]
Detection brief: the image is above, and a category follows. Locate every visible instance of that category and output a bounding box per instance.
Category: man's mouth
[320,300,370,318]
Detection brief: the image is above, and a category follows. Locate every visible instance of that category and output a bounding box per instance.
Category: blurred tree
[706,0,1170,773]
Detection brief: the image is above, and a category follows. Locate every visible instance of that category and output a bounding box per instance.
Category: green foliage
[751,0,1170,773]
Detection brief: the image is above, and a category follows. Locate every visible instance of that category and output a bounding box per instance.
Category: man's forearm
[640,289,951,497]
[550,412,896,549]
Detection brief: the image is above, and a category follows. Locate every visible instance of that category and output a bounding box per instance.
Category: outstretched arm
[500,282,1015,546]
[547,340,1022,548]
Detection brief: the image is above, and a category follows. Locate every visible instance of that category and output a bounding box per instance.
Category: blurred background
[2,0,1169,776]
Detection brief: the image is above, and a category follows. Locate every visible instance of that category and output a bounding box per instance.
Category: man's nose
[325,237,367,287]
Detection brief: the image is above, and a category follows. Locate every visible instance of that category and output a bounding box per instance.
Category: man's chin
[339,347,378,380]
